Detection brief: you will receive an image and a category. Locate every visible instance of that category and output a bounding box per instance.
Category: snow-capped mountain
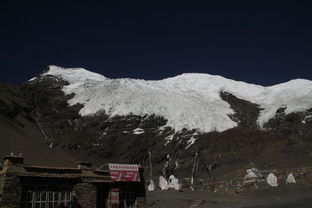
[1,65,312,177]
[39,65,312,132]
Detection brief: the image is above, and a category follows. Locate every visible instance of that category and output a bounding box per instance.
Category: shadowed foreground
[147,184,312,208]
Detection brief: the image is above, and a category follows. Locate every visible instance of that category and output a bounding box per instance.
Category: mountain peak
[44,65,107,82]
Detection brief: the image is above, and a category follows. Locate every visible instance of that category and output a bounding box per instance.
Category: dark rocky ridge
[0,74,311,180]
[0,83,33,123]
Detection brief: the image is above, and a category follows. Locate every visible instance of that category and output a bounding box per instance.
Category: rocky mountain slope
[1,66,312,179]
[0,82,77,166]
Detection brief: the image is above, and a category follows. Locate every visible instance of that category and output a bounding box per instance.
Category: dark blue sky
[1,0,311,86]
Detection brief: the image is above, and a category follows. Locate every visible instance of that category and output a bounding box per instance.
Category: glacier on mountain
[38,65,312,132]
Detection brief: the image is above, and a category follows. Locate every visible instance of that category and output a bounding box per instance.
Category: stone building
[0,155,146,208]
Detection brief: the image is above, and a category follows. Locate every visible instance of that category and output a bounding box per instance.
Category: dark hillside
[0,76,311,180]
[0,82,89,167]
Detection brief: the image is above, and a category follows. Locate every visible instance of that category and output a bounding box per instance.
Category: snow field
[41,66,312,132]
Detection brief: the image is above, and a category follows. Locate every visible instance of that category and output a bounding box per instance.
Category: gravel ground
[146,184,312,208]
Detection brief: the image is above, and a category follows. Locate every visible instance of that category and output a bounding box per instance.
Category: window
[21,186,72,208]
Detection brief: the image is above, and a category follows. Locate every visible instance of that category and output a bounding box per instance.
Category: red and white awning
[108,163,140,182]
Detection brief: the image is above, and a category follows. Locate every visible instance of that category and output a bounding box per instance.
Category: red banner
[109,163,140,182]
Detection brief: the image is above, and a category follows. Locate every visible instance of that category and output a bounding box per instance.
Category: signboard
[108,163,140,182]
[110,188,120,205]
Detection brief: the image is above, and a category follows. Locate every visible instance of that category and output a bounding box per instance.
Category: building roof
[0,155,111,183]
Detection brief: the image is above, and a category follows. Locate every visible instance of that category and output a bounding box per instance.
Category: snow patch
[164,135,174,146]
[185,137,198,149]
[133,128,145,135]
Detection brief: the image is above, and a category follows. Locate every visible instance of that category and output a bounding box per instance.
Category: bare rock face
[219,90,261,129]
[0,71,312,179]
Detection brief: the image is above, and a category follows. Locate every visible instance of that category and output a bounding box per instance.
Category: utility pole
[149,149,153,180]
[148,149,155,191]
[190,151,199,191]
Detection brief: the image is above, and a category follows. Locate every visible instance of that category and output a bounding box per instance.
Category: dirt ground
[146,184,312,208]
